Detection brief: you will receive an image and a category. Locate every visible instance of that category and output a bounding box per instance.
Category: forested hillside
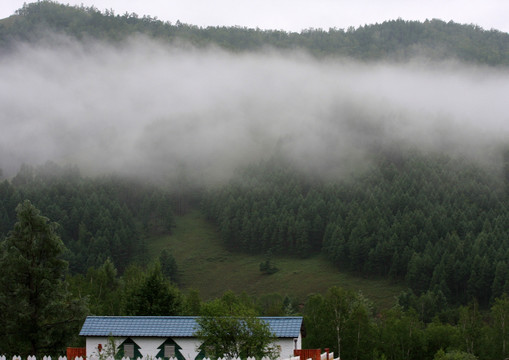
[0,0,508,300]
[3,2,509,359]
[203,150,509,306]
[0,0,508,307]
[0,162,175,273]
[1,1,509,64]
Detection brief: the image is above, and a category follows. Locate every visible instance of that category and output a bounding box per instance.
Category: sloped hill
[147,209,403,309]
[1,1,509,64]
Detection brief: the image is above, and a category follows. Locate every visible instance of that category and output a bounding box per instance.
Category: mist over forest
[3,3,509,359]
[1,33,509,182]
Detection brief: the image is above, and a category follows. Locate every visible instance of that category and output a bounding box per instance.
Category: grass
[147,210,404,310]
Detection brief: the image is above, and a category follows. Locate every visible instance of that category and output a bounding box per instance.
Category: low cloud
[1,34,508,183]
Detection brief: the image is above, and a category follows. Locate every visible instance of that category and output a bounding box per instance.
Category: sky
[1,0,509,33]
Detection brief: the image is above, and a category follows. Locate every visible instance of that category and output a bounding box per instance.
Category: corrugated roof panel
[80,316,302,338]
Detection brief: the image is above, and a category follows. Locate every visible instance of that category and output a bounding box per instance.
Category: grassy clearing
[147,210,404,310]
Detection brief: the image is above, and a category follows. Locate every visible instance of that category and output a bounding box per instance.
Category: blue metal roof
[80,316,302,338]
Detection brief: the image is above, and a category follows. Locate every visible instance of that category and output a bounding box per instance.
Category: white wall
[277,334,301,359]
[86,336,117,358]
[86,335,300,360]
[86,337,200,360]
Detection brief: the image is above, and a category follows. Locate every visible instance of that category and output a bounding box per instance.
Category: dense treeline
[0,201,87,356]
[61,256,509,360]
[4,176,509,360]
[0,162,175,273]
[1,1,509,65]
[3,2,509,358]
[62,241,509,360]
[69,261,509,360]
[203,150,509,306]
[303,286,509,360]
[67,259,509,360]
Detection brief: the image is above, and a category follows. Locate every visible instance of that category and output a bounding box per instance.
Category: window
[124,344,134,358]
[164,345,175,358]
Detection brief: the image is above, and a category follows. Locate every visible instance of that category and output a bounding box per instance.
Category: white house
[79,316,303,360]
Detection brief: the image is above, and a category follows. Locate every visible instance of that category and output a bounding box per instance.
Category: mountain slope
[148,209,404,309]
[1,1,509,64]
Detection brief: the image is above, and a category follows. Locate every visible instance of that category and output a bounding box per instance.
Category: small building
[80,316,303,360]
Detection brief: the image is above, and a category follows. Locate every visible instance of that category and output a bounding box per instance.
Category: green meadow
[148,210,404,310]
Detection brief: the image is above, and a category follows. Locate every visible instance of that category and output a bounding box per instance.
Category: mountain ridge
[1,1,509,64]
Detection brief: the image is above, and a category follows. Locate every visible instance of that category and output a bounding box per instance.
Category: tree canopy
[1,1,509,65]
[195,292,280,360]
[122,262,183,316]
[0,200,86,356]
[203,151,509,306]
[0,162,176,274]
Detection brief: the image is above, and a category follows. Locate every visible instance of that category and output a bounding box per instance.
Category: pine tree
[122,262,183,315]
[0,200,86,356]
[159,249,179,283]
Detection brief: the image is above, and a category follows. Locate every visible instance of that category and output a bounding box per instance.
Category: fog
[1,35,508,183]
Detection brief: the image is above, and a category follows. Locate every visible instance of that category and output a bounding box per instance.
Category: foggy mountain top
[1,34,508,184]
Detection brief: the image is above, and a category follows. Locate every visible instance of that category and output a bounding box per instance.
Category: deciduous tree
[195,292,280,360]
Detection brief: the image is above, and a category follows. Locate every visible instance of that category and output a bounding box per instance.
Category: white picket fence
[0,356,305,360]
[0,354,337,360]
[320,352,338,360]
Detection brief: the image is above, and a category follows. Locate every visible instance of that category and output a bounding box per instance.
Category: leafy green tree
[327,286,358,358]
[256,293,285,316]
[344,293,375,360]
[397,289,449,323]
[0,200,87,356]
[183,289,203,315]
[159,249,179,283]
[303,286,373,360]
[433,349,477,360]
[122,262,183,315]
[490,294,509,359]
[424,319,462,360]
[68,258,122,315]
[195,292,280,360]
[195,314,279,360]
[458,300,482,355]
[376,307,425,360]
[303,293,330,350]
